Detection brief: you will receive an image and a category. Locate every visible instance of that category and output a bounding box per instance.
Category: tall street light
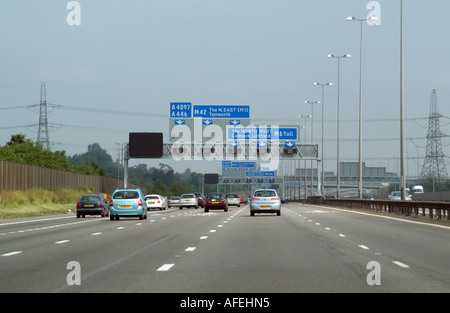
[400,0,406,200]
[314,82,333,195]
[346,15,377,199]
[327,54,351,199]
[305,100,320,196]
[298,115,312,201]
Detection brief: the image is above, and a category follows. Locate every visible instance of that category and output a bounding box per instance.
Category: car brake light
[220,201,226,204]
[271,197,279,201]
[251,198,260,201]
[96,202,102,207]
[138,199,142,207]
[77,202,82,207]
[157,200,161,204]
[109,200,113,207]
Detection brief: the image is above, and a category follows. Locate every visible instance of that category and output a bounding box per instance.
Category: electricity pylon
[36,82,50,150]
[420,89,449,185]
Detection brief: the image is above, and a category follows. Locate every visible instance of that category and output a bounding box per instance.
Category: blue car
[76,194,109,218]
[109,188,148,220]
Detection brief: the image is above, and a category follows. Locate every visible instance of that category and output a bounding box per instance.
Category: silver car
[168,196,181,208]
[179,193,199,209]
[250,189,281,216]
[388,191,412,201]
[226,194,241,207]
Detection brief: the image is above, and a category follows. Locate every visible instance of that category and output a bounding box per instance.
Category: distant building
[298,162,397,180]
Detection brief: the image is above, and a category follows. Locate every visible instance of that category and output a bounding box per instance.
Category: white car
[144,194,166,210]
[179,193,199,209]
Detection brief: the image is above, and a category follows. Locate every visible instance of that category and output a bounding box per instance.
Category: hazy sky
[1,0,449,176]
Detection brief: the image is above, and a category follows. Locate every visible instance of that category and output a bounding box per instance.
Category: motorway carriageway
[0,203,449,293]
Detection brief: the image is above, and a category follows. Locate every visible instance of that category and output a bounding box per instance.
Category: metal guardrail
[302,197,450,221]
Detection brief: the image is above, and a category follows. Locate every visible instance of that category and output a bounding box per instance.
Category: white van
[412,185,424,193]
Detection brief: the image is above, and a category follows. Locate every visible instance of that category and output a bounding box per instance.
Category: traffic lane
[284,203,450,291]
[0,215,105,259]
[0,208,174,258]
[55,208,237,293]
[0,207,234,292]
[146,206,399,293]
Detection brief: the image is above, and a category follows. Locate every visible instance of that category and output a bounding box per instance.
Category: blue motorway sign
[193,105,250,119]
[170,102,192,118]
[245,171,275,177]
[227,127,298,141]
[222,161,256,169]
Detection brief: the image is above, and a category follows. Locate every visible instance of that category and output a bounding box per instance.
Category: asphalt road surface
[1,203,449,293]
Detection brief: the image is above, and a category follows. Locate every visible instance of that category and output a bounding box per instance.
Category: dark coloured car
[204,192,228,212]
[194,193,205,208]
[77,194,109,218]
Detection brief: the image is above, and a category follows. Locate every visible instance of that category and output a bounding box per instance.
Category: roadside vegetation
[0,134,224,219]
[0,188,90,219]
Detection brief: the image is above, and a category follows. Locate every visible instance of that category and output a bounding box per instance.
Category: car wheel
[115,215,120,221]
[205,208,209,213]
[77,213,80,218]
[277,211,281,216]
[179,206,183,210]
[250,211,255,216]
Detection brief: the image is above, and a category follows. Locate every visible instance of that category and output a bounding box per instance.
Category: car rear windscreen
[254,191,276,197]
[113,191,139,199]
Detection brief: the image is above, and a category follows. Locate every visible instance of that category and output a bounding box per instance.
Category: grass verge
[0,188,94,219]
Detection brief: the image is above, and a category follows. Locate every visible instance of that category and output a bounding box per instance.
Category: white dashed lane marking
[1,251,22,257]
[157,264,174,271]
[55,240,70,244]
[393,261,410,268]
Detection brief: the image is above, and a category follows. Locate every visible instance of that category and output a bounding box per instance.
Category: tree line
[0,134,210,196]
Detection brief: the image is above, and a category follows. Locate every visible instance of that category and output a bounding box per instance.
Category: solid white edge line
[312,205,450,230]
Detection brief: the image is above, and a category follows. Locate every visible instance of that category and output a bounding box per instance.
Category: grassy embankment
[0,188,93,219]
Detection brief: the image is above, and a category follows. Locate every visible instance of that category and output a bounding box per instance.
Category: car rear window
[254,190,277,197]
[182,194,194,199]
[145,196,159,200]
[81,196,101,202]
[113,191,139,199]
[227,194,239,198]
